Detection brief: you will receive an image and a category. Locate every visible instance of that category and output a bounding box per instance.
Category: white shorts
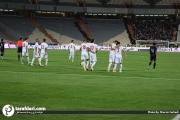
[22,51,28,56]
[115,56,122,63]
[90,53,97,62]
[40,53,48,59]
[69,51,74,56]
[81,52,89,60]
[109,54,115,63]
[33,52,40,58]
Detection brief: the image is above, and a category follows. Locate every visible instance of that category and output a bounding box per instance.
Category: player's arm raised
[123,49,127,57]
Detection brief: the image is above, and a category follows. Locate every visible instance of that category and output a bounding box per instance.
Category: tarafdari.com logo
[2,104,15,117]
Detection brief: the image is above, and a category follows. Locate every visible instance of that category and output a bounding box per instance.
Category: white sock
[114,63,117,70]
[120,64,122,71]
[45,58,48,65]
[31,58,35,65]
[108,62,112,69]
[72,55,74,61]
[39,58,42,65]
[92,61,96,67]
[82,61,85,68]
[27,57,30,63]
[69,55,71,60]
[21,57,24,62]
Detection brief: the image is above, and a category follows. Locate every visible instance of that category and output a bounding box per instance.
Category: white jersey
[110,43,116,55]
[115,46,123,57]
[22,41,28,52]
[69,43,75,52]
[88,43,98,54]
[80,43,88,53]
[34,42,39,53]
[40,42,48,54]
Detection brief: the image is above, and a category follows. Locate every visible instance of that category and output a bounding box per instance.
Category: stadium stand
[36,17,85,43]
[85,19,130,45]
[0,32,10,42]
[127,19,178,41]
[0,16,35,39]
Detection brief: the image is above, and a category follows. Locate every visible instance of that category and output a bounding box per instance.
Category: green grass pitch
[0,49,180,120]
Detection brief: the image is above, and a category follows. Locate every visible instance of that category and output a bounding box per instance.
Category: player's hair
[71,40,74,43]
[153,43,156,46]
[91,39,94,43]
[116,42,120,45]
[36,38,39,42]
[1,39,3,41]
[43,39,46,42]
[24,38,27,41]
[83,39,86,42]
[115,40,118,43]
[20,38,22,40]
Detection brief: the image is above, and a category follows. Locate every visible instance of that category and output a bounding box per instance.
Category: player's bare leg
[113,63,117,72]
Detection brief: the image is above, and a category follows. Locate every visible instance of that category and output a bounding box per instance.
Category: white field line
[172,114,180,120]
[0,71,179,81]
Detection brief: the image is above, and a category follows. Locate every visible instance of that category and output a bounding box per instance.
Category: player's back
[22,41,28,52]
[34,42,39,53]
[110,43,116,55]
[0,42,4,49]
[150,46,157,56]
[81,43,88,53]
[115,46,123,56]
[69,43,75,51]
[41,42,48,54]
[88,43,97,54]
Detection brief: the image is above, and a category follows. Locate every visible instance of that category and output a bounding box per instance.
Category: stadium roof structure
[2,0,180,8]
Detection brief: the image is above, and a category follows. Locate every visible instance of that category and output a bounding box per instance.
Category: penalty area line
[0,71,179,81]
[172,114,180,120]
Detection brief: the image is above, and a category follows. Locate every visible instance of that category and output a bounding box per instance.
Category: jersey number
[90,46,94,50]
[23,43,25,47]
[83,45,86,49]
[41,45,44,49]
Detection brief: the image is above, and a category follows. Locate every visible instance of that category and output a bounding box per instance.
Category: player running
[80,40,89,71]
[21,38,30,64]
[148,43,157,70]
[39,39,48,66]
[31,38,40,66]
[68,40,76,62]
[88,39,98,71]
[16,38,23,62]
[107,40,117,72]
[113,42,127,73]
[0,39,5,59]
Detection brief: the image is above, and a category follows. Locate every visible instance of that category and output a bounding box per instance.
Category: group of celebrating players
[16,38,48,66]
[68,39,127,72]
[0,38,157,71]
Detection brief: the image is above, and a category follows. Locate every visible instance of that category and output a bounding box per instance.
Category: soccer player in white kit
[80,40,89,71]
[88,39,98,71]
[39,39,48,66]
[31,38,40,66]
[68,40,76,62]
[107,41,116,72]
[113,42,127,73]
[21,38,30,64]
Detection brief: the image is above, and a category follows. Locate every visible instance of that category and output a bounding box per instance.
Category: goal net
[136,40,169,48]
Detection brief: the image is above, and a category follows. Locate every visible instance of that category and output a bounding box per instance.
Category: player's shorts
[109,54,115,63]
[22,51,29,56]
[33,52,40,58]
[40,53,48,59]
[81,52,88,60]
[115,55,122,64]
[1,49,4,52]
[17,47,22,53]
[150,55,156,61]
[90,53,97,62]
[69,51,74,56]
